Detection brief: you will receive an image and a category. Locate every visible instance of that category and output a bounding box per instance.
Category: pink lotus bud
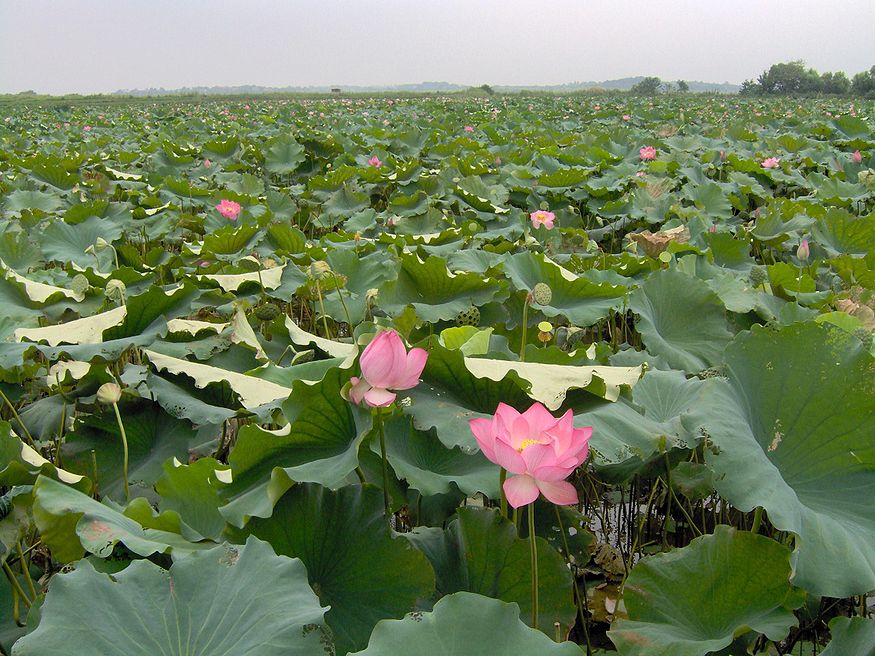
[368,155,382,168]
[853,150,863,164]
[469,402,592,507]
[796,239,809,261]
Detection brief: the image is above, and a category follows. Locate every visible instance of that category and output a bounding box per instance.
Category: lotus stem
[315,279,332,338]
[0,390,34,447]
[331,271,354,330]
[499,468,508,519]
[555,504,592,653]
[519,295,530,361]
[16,542,37,601]
[111,401,130,501]
[528,502,539,630]
[2,561,31,610]
[750,506,764,534]
[375,410,390,519]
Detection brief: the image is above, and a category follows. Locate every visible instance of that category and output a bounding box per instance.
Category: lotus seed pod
[94,237,110,252]
[70,274,89,296]
[96,382,122,404]
[748,266,768,287]
[454,306,481,327]
[309,260,332,280]
[254,304,282,322]
[532,282,552,305]
[105,279,126,301]
[852,328,873,349]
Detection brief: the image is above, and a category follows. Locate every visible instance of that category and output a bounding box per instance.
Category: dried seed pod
[532,282,553,306]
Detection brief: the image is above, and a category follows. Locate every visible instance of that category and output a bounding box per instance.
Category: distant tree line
[629,77,690,95]
[740,60,875,97]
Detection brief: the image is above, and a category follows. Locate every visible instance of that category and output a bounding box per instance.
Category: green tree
[757,60,822,94]
[820,71,851,95]
[630,77,662,95]
[676,80,689,93]
[739,79,760,96]
[851,66,875,96]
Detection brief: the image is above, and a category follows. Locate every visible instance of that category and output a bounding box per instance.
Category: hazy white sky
[1,0,874,94]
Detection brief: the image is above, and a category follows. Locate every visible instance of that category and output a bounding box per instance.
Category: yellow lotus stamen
[517,438,541,453]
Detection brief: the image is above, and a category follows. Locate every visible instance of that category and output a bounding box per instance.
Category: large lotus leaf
[821,617,875,656]
[242,483,435,655]
[11,537,329,656]
[61,400,199,502]
[220,367,370,526]
[155,458,229,541]
[586,369,712,467]
[3,189,63,214]
[403,339,532,450]
[32,476,207,563]
[263,134,306,175]
[143,349,292,410]
[0,422,88,490]
[405,506,575,635]
[681,180,733,219]
[810,207,875,256]
[40,216,125,268]
[609,526,803,656]
[350,592,581,656]
[463,357,642,409]
[691,323,875,597]
[380,415,500,498]
[379,253,506,323]
[0,231,44,272]
[103,282,200,340]
[502,252,626,327]
[630,268,733,373]
[322,248,399,324]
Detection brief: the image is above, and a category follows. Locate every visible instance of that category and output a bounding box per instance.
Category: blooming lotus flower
[530,210,555,230]
[368,155,383,168]
[639,146,657,161]
[853,150,863,164]
[83,125,92,132]
[761,157,780,169]
[216,199,241,220]
[349,330,428,407]
[464,125,475,133]
[622,114,631,121]
[469,402,592,507]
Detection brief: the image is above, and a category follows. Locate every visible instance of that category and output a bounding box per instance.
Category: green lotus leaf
[32,476,207,563]
[821,617,875,656]
[155,458,229,541]
[40,216,125,268]
[242,483,435,655]
[630,268,733,373]
[609,526,803,656]
[11,537,328,656]
[350,592,582,656]
[405,506,575,635]
[263,134,306,175]
[502,252,627,327]
[690,323,875,597]
[220,367,370,526]
[380,253,506,323]
[4,190,63,214]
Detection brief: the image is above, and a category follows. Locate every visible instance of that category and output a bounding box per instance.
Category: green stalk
[331,271,354,330]
[555,504,592,654]
[499,468,508,519]
[315,279,331,338]
[0,390,34,447]
[519,296,530,361]
[527,502,539,629]
[374,410,390,518]
[111,401,130,501]
[750,506,764,534]
[2,562,30,609]
[16,542,37,601]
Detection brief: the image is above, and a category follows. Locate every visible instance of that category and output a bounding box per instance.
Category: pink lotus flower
[464,125,475,133]
[83,125,92,132]
[203,158,212,169]
[635,171,646,178]
[349,330,428,407]
[639,146,657,161]
[530,210,555,230]
[853,150,863,164]
[368,155,383,168]
[469,402,592,507]
[761,157,780,169]
[797,238,809,261]
[622,114,631,121]
[215,199,241,220]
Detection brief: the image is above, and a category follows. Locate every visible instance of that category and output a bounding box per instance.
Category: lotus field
[1,94,874,655]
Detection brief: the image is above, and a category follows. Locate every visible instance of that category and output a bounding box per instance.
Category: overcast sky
[1,0,874,94]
